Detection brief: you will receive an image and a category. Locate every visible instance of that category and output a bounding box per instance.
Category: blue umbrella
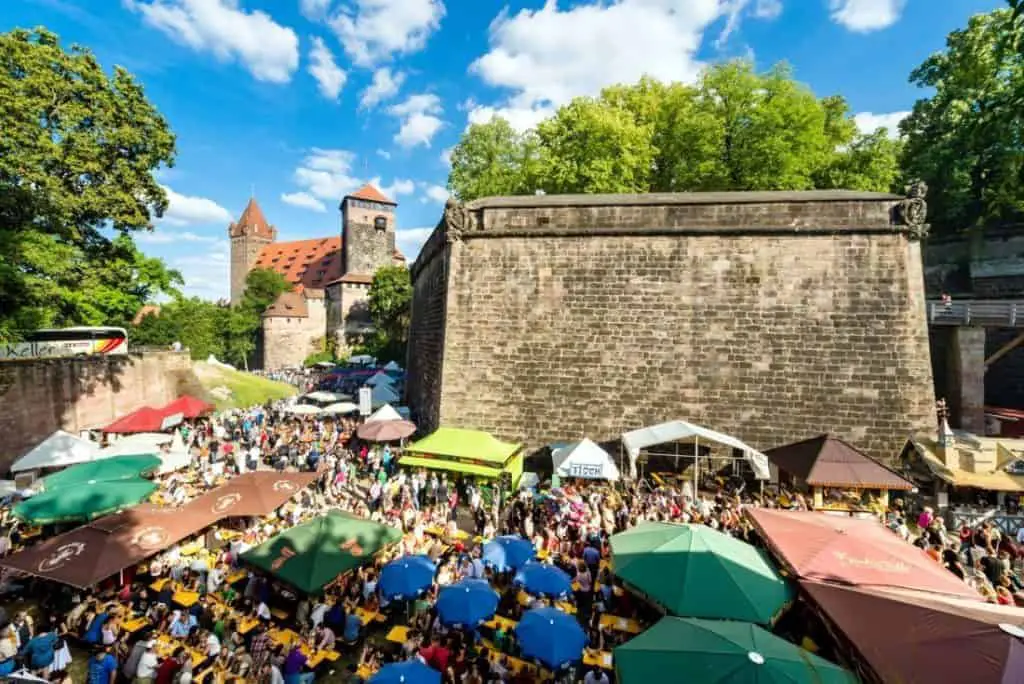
[436,579,499,627]
[379,555,436,600]
[514,562,573,598]
[482,535,535,571]
[369,659,441,684]
[515,607,588,670]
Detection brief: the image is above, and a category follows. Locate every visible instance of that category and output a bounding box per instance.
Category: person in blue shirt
[343,611,362,643]
[87,644,118,684]
[582,544,601,577]
[24,628,57,672]
[82,609,109,645]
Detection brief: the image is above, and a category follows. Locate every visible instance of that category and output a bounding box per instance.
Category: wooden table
[386,625,411,643]
[225,569,247,585]
[236,616,260,635]
[355,607,384,625]
[487,650,539,678]
[121,616,150,633]
[150,578,172,592]
[173,589,201,608]
[483,615,517,631]
[154,635,205,669]
[600,614,643,634]
[267,628,301,648]
[583,649,613,670]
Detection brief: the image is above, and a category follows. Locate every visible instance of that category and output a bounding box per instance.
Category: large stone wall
[0,352,194,472]
[408,191,936,464]
[343,199,396,276]
[262,298,327,370]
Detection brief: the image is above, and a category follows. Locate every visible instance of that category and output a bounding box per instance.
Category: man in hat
[134,640,159,684]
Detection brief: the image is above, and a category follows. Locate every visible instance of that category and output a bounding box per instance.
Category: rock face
[407,190,936,463]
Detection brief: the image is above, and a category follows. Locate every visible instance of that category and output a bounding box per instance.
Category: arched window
[374,215,387,231]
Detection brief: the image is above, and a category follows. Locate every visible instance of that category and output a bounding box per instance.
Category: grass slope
[192,361,297,410]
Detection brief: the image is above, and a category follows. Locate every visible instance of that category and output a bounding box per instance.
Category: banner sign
[358,387,372,416]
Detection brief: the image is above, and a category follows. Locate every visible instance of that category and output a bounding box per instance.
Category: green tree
[0,28,177,337]
[366,265,412,364]
[900,7,1024,235]
[447,118,541,201]
[222,268,292,369]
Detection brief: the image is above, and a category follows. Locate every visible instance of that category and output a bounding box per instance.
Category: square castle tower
[228,184,405,369]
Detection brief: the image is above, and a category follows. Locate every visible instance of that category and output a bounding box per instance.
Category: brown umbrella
[802,580,1024,684]
[182,471,319,518]
[356,420,416,442]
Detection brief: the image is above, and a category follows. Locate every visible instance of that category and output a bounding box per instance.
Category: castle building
[228,183,405,369]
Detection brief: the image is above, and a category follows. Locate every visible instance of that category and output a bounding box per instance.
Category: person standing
[86,643,118,684]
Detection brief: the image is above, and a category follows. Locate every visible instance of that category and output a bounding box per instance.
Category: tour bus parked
[0,326,129,360]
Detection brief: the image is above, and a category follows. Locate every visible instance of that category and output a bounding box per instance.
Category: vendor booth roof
[405,428,522,464]
[766,434,913,490]
[365,404,403,423]
[802,581,1024,684]
[552,439,620,481]
[621,420,770,479]
[10,430,99,473]
[366,371,395,388]
[183,471,318,518]
[103,406,173,434]
[0,504,214,589]
[241,510,401,594]
[745,508,982,601]
[160,394,214,419]
[370,383,400,406]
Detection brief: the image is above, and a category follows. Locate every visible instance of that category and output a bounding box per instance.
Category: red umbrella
[161,394,214,419]
[104,406,170,434]
[356,420,416,442]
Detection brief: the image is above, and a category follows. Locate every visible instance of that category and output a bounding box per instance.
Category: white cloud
[388,94,444,148]
[853,110,909,138]
[377,149,391,160]
[126,0,300,83]
[829,0,905,32]
[469,0,741,132]
[467,103,554,134]
[440,147,453,166]
[753,0,782,19]
[308,36,346,100]
[300,0,331,19]
[420,183,449,204]
[329,0,445,67]
[158,185,232,226]
[172,240,231,300]
[281,191,328,212]
[373,177,416,198]
[396,227,433,261]
[136,230,218,244]
[360,67,405,109]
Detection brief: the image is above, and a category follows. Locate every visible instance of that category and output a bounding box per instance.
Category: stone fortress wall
[407,190,937,463]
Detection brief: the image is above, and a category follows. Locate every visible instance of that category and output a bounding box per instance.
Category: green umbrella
[42,454,160,491]
[13,478,158,525]
[610,522,791,624]
[241,510,402,594]
[615,617,857,684]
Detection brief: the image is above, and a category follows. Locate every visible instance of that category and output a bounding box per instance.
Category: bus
[0,327,129,360]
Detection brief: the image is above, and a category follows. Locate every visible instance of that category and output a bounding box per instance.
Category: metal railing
[927,299,1024,327]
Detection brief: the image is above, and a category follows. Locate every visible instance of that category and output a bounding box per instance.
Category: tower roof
[229,197,276,238]
[345,183,397,206]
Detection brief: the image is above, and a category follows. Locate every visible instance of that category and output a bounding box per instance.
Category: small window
[374,215,387,231]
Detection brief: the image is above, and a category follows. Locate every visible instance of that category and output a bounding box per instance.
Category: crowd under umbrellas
[0,362,1023,682]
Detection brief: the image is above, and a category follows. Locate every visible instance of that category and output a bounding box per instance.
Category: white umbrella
[303,391,348,404]
[366,404,403,423]
[286,404,322,416]
[11,431,99,473]
[321,401,359,415]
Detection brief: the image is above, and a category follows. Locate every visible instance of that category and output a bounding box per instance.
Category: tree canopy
[0,28,180,337]
[447,61,902,202]
[364,265,412,365]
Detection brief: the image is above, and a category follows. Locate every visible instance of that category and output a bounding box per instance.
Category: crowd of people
[0,388,1018,683]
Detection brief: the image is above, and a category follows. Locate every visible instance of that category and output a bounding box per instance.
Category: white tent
[366,372,395,388]
[97,433,172,459]
[349,354,376,366]
[11,430,99,473]
[620,420,770,481]
[552,438,621,481]
[286,404,322,416]
[303,391,348,404]
[370,383,400,407]
[383,360,403,372]
[365,404,403,423]
[321,401,359,415]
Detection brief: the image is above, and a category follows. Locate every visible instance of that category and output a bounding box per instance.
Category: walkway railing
[927,299,1024,327]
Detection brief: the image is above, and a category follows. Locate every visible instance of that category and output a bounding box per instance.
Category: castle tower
[341,183,397,277]
[229,197,277,305]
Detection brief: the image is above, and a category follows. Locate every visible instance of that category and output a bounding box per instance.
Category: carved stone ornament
[443,197,469,243]
[896,180,929,240]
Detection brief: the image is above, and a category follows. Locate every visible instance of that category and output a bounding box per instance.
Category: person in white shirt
[256,601,272,621]
[135,641,159,681]
[583,667,610,684]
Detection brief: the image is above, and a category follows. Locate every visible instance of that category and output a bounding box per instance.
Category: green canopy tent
[13,478,158,525]
[615,617,857,684]
[401,427,524,488]
[41,454,160,491]
[610,522,791,625]
[241,510,402,594]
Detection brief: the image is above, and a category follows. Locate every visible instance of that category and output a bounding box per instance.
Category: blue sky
[3,0,1002,300]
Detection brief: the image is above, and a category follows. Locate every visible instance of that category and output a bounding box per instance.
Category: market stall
[9,430,100,474]
[401,427,524,488]
[765,434,913,513]
[551,438,620,482]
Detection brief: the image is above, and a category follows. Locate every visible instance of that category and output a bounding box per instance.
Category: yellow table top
[122,616,150,633]
[483,615,517,631]
[150,578,172,592]
[583,649,613,669]
[600,614,643,634]
[154,635,205,669]
[355,607,384,625]
[386,625,410,643]
[225,569,247,585]
[173,590,201,608]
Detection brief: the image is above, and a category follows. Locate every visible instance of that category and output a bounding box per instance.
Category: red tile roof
[229,198,277,239]
[252,237,342,290]
[347,183,396,205]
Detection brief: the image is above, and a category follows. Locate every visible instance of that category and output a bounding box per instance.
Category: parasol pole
[693,437,699,497]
